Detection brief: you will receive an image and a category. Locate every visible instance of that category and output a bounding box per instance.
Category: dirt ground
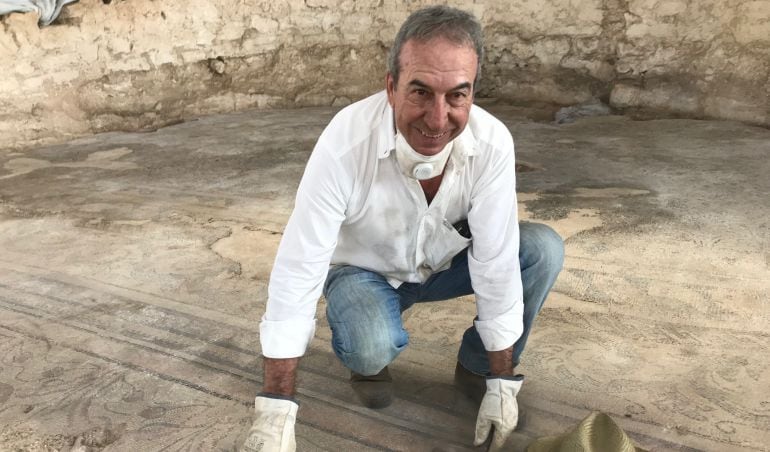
[0,104,768,451]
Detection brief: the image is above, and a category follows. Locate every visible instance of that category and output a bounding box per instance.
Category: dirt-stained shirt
[260,91,523,358]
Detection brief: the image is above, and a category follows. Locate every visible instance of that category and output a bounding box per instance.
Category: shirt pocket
[424,219,471,272]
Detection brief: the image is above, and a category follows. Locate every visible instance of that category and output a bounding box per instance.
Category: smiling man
[243,6,564,452]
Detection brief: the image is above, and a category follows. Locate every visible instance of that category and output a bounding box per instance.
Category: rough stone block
[15,60,36,77]
[484,0,603,36]
[294,92,335,106]
[21,75,46,91]
[36,53,79,74]
[191,93,236,112]
[233,93,286,110]
[249,15,279,33]
[531,38,572,66]
[734,1,770,44]
[655,0,688,16]
[108,37,133,56]
[0,76,20,93]
[3,11,39,47]
[626,22,669,39]
[148,48,177,67]
[610,82,700,114]
[109,57,153,73]
[704,95,768,124]
[0,29,18,55]
[305,0,339,8]
[180,49,208,65]
[49,69,81,84]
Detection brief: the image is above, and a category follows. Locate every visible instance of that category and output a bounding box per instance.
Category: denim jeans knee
[324,265,409,376]
[458,222,564,375]
[514,222,564,362]
[519,222,565,281]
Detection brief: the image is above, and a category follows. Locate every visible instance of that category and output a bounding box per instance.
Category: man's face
[386,37,478,156]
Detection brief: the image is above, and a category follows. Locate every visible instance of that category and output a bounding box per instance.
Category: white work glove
[241,394,298,452]
[473,375,524,451]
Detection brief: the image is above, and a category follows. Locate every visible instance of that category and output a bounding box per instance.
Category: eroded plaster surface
[0,106,768,451]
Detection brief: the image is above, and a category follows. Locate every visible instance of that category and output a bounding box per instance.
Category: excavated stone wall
[1,0,768,149]
[482,0,770,123]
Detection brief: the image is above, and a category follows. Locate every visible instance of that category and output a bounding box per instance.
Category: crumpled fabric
[0,0,79,26]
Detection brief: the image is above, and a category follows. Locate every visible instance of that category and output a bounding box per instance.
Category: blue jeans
[323,222,564,376]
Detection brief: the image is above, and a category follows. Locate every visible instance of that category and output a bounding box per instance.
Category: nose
[424,96,449,132]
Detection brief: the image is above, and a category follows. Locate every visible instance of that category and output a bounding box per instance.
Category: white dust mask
[395,132,454,180]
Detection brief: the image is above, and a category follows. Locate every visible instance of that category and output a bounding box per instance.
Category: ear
[385,73,396,107]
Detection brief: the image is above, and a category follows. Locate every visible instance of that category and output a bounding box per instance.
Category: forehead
[398,37,478,82]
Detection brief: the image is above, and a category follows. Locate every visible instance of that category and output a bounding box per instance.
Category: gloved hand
[240,394,298,452]
[473,375,524,451]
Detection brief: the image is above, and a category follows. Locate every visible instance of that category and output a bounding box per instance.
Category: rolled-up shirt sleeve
[467,133,523,352]
[260,141,351,358]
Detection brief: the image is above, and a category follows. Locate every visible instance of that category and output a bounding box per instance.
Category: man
[243,6,564,451]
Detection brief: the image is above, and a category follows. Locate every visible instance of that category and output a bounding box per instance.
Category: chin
[410,136,451,156]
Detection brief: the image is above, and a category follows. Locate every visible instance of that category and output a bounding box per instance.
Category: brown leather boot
[350,366,393,409]
[453,362,487,406]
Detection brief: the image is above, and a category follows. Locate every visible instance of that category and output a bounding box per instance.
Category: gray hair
[388,5,484,90]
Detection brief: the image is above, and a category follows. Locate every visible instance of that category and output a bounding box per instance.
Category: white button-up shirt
[260,91,523,358]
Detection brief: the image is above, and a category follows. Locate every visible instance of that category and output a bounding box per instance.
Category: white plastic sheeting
[0,0,78,26]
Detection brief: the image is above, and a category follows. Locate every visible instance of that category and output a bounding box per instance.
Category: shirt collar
[377,101,477,159]
[377,101,396,159]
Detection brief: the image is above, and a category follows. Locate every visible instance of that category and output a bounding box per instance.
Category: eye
[407,88,431,104]
[448,91,469,105]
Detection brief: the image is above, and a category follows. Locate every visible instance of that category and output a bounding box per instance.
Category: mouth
[417,128,450,140]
